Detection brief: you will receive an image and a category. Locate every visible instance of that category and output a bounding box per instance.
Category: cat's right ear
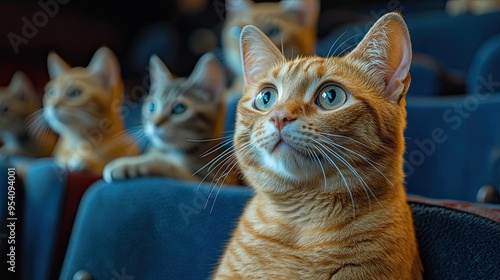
[8,71,37,102]
[149,55,174,89]
[47,52,70,79]
[226,0,250,14]
[240,25,284,84]
[346,12,412,103]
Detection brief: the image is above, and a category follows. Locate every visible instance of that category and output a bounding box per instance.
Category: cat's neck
[255,179,405,229]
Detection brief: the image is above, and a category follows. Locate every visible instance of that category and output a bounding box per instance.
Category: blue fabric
[60,178,499,279]
[59,178,254,280]
[407,61,441,96]
[404,95,500,202]
[23,159,67,280]
[467,33,500,95]
[406,10,500,75]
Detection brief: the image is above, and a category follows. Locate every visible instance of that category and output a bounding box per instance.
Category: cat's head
[222,0,320,77]
[43,47,123,134]
[0,71,39,134]
[234,12,412,194]
[142,52,226,151]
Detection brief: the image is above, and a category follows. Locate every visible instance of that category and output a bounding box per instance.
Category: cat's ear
[149,55,174,89]
[240,25,284,84]
[47,52,70,79]
[281,0,320,28]
[87,47,121,90]
[8,71,37,102]
[187,53,226,103]
[226,0,250,14]
[346,12,412,102]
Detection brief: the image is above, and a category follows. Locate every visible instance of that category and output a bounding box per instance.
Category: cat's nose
[269,110,296,131]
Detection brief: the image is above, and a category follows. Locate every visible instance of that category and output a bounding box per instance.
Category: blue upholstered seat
[59,179,500,280]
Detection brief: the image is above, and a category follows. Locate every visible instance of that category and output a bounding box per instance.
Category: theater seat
[404,94,500,202]
[21,159,101,280]
[59,179,499,280]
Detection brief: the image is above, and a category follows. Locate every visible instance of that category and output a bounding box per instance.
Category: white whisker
[199,137,235,158]
[309,140,355,217]
[318,133,393,188]
[332,33,363,57]
[308,148,327,191]
[337,41,364,57]
[326,30,347,57]
[26,109,52,140]
[314,136,383,210]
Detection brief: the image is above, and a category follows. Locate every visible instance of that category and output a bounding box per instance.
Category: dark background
[0,0,448,94]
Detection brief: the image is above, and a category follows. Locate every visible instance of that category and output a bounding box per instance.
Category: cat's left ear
[281,0,320,28]
[87,47,121,90]
[240,25,284,84]
[149,55,174,90]
[47,52,70,79]
[8,71,37,102]
[346,12,412,103]
[187,52,226,103]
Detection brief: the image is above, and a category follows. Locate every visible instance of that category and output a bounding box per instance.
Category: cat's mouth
[272,139,307,157]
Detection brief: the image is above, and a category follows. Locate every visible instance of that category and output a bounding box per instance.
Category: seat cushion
[60,178,499,280]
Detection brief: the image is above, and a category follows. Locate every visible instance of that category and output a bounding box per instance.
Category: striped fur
[40,47,139,175]
[103,53,241,186]
[214,13,422,279]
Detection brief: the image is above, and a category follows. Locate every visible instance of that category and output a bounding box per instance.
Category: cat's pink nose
[269,110,296,131]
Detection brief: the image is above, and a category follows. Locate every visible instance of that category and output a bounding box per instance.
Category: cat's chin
[262,144,317,182]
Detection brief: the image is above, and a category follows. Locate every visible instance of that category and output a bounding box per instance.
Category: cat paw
[102,157,147,183]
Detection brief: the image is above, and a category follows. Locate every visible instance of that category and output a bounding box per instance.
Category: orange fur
[42,47,139,175]
[214,12,422,279]
[222,0,320,94]
[0,71,57,159]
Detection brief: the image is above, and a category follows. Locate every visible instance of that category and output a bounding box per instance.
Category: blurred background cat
[37,46,139,175]
[0,71,57,160]
[103,52,241,186]
[221,0,320,95]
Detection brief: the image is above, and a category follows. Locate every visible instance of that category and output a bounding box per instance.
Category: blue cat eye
[254,87,278,111]
[316,84,347,110]
[68,88,81,97]
[148,102,156,112]
[171,103,186,114]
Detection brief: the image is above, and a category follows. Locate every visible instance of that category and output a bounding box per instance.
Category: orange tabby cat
[0,71,56,159]
[214,12,422,279]
[103,53,240,185]
[40,47,139,175]
[222,0,320,94]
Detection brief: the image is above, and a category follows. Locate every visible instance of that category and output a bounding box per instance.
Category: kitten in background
[446,0,500,15]
[31,47,139,175]
[214,12,422,279]
[0,71,57,160]
[221,0,320,95]
[103,52,241,186]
